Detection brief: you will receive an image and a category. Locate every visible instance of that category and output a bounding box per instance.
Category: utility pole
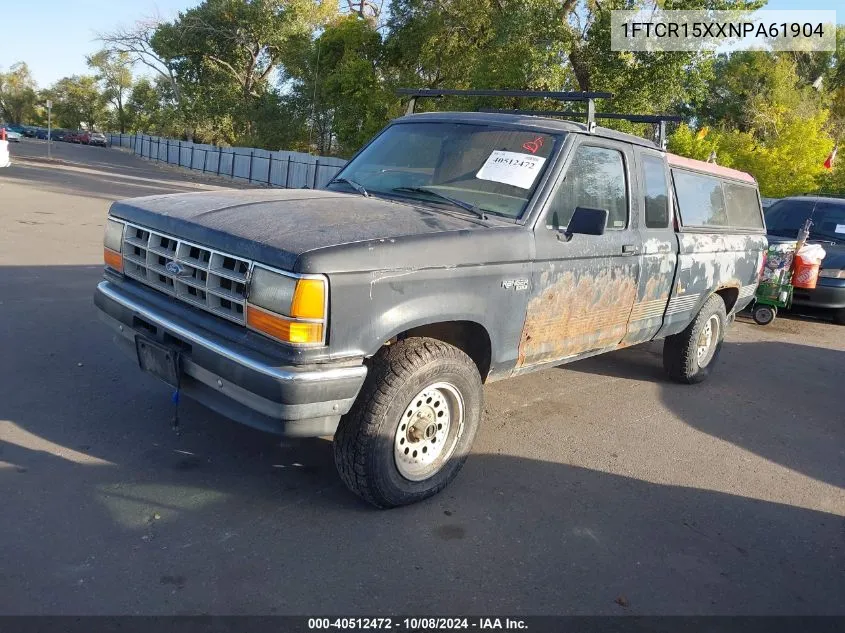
[308,40,321,153]
[46,100,52,160]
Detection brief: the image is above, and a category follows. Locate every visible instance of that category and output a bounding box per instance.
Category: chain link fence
[108,133,347,189]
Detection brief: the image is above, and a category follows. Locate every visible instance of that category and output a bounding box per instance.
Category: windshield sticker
[476,151,547,189]
[522,136,545,154]
[836,224,845,234]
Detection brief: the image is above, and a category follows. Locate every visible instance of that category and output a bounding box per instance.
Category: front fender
[327,262,532,372]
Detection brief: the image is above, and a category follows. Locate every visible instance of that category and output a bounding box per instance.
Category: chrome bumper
[94,280,367,436]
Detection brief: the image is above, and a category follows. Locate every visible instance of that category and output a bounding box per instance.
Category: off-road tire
[333,337,483,508]
[663,294,727,384]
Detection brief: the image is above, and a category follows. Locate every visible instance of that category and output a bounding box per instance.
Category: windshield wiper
[329,177,369,197]
[391,187,489,220]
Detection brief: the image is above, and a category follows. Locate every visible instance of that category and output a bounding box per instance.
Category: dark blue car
[765,196,845,324]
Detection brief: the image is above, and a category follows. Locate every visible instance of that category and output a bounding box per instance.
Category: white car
[2,128,21,142]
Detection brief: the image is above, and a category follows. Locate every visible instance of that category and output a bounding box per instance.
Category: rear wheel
[663,294,727,384]
[333,337,482,508]
[752,304,777,326]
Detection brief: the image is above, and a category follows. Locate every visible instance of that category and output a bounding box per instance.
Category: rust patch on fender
[517,266,638,368]
[641,276,669,303]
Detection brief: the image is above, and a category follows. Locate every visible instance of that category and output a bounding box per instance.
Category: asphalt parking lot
[1,139,843,615]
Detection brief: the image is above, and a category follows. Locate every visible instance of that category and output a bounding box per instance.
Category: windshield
[327,121,560,219]
[765,199,845,243]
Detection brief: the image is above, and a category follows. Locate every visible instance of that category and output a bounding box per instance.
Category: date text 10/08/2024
[308,618,528,630]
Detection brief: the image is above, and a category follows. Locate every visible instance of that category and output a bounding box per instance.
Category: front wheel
[663,294,727,384]
[333,338,482,508]
[752,304,777,325]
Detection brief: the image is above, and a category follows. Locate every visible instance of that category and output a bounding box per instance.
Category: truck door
[622,149,679,346]
[516,137,641,370]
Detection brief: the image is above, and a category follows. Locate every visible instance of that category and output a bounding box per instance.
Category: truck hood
[109,188,487,271]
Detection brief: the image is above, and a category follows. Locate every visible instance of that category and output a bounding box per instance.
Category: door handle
[622,244,640,255]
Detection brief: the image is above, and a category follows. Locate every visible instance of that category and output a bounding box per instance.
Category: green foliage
[44,75,107,130]
[284,15,393,155]
[0,62,38,124]
[87,50,134,133]
[671,49,840,198]
[150,0,335,140]
[714,109,834,198]
[11,0,843,197]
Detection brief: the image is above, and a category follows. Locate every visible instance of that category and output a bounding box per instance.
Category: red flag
[824,144,838,170]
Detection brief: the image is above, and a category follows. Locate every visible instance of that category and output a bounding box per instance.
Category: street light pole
[46,100,52,160]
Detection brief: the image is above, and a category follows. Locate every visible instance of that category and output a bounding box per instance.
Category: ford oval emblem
[165,261,184,276]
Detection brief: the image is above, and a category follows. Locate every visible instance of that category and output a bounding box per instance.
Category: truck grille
[121,223,251,324]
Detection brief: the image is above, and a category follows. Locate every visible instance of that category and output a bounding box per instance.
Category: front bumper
[791,278,845,310]
[94,279,367,437]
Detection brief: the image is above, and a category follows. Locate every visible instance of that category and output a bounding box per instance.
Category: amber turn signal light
[290,278,326,319]
[104,247,123,272]
[246,305,323,344]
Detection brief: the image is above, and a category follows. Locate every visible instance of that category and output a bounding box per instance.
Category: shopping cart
[751,274,793,325]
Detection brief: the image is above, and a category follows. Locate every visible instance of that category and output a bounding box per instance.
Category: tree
[100,19,184,112]
[0,62,38,124]
[384,0,762,121]
[151,0,335,139]
[713,108,833,198]
[695,52,820,133]
[45,76,107,130]
[87,50,134,133]
[285,15,393,155]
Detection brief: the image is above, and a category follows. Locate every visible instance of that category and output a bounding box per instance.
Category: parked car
[52,129,71,142]
[1,127,22,142]
[3,123,25,134]
[35,128,50,140]
[66,130,83,143]
[761,197,780,210]
[88,131,108,147]
[765,195,845,324]
[21,126,39,138]
[94,89,766,507]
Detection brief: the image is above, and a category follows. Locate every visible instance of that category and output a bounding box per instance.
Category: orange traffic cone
[0,127,6,141]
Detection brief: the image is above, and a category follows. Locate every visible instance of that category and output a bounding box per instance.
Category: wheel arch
[714,286,740,314]
[388,320,493,383]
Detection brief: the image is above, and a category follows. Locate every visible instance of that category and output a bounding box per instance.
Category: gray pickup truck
[94,90,766,507]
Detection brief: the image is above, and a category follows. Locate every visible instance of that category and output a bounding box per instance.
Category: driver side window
[546,145,628,230]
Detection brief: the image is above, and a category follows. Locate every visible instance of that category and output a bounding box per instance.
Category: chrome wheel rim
[394,382,463,482]
[696,315,720,368]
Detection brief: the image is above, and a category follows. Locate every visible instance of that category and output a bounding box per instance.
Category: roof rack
[396,88,613,132]
[478,108,683,150]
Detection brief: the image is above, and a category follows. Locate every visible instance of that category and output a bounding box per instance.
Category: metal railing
[108,133,347,190]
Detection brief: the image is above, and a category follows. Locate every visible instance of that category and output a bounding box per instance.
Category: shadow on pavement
[566,338,845,490]
[1,265,843,615]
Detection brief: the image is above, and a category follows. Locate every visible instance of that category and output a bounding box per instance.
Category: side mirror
[562,207,608,240]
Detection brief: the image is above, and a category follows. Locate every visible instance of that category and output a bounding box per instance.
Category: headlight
[819,268,845,279]
[246,265,327,344]
[103,218,125,272]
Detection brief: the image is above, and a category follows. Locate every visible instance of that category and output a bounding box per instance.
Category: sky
[0,0,195,88]
[0,0,841,89]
